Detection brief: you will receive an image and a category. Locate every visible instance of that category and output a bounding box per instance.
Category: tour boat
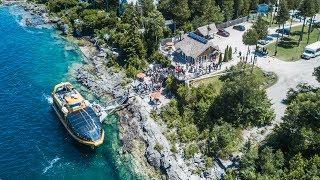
[52,82,104,147]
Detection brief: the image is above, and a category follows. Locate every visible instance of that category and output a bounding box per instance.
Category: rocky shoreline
[3,1,228,179]
[75,44,228,179]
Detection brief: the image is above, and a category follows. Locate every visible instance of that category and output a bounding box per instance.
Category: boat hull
[52,102,104,147]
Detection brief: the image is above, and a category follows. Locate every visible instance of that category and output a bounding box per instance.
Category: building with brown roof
[195,23,218,39]
[173,33,219,64]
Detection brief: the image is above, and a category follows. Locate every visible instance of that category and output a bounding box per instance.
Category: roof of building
[174,34,219,59]
[196,23,218,36]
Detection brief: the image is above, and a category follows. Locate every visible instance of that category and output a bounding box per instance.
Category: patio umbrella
[150,91,161,100]
[166,42,174,46]
[175,66,183,73]
[137,72,146,79]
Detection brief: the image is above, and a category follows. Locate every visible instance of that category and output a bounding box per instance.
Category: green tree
[228,46,233,60]
[46,0,78,12]
[210,62,275,127]
[252,15,269,40]
[242,29,258,58]
[287,0,302,35]
[184,143,198,158]
[313,66,320,82]
[208,122,241,157]
[298,0,318,45]
[159,0,191,27]
[201,0,224,24]
[223,0,234,21]
[138,0,155,16]
[173,0,191,27]
[241,0,251,17]
[249,0,259,12]
[143,10,165,55]
[276,0,290,39]
[233,0,244,18]
[122,4,141,27]
[224,46,229,62]
[277,89,320,156]
[149,51,171,67]
[218,53,223,65]
[306,0,320,44]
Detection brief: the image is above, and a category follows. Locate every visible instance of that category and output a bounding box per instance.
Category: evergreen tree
[228,46,233,60]
[233,0,244,18]
[202,0,224,24]
[138,0,155,16]
[218,53,223,65]
[171,0,191,27]
[223,0,234,21]
[143,10,165,56]
[252,15,269,40]
[241,0,251,17]
[276,0,290,39]
[224,46,229,62]
[249,0,259,12]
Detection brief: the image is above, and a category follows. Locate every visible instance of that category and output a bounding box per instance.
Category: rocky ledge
[75,44,230,179]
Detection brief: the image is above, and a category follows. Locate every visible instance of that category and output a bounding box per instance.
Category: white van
[301,41,320,60]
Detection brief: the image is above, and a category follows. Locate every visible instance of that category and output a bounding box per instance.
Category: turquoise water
[0,6,136,179]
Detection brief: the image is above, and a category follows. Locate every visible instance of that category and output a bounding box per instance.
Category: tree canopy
[210,63,275,127]
[242,29,259,46]
[229,66,320,179]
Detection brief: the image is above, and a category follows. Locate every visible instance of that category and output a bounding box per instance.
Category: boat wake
[42,157,61,174]
[42,93,53,104]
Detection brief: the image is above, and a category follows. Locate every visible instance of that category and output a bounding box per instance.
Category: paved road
[242,57,320,142]
[190,21,320,142]
[258,57,320,121]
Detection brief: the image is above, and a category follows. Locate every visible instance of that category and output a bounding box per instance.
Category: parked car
[233,25,246,31]
[301,41,320,60]
[258,39,268,45]
[292,12,301,19]
[217,28,230,37]
[255,46,269,57]
[307,19,319,24]
[276,28,290,35]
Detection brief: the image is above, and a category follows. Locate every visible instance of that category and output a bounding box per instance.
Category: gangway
[97,92,130,123]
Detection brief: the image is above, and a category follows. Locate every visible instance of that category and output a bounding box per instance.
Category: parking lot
[210,22,254,57]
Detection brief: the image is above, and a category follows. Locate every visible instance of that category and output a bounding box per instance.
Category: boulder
[146,146,161,169]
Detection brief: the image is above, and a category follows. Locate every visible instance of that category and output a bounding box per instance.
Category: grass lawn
[266,25,320,61]
[190,75,223,88]
[189,67,277,89]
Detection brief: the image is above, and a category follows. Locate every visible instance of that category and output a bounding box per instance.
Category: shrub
[177,124,199,143]
[154,142,164,152]
[204,156,213,168]
[170,144,178,153]
[46,0,78,12]
[184,143,198,159]
[150,110,159,121]
[149,52,171,67]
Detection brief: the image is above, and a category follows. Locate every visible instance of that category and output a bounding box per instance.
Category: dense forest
[38,0,284,76]
[39,0,320,76]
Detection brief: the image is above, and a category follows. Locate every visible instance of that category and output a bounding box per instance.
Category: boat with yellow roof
[52,82,104,147]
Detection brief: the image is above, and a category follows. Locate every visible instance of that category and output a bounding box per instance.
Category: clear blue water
[0,6,137,179]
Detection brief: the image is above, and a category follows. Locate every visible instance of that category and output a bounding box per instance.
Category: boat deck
[67,107,102,142]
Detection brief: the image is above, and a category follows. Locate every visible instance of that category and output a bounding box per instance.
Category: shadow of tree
[278,37,298,49]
